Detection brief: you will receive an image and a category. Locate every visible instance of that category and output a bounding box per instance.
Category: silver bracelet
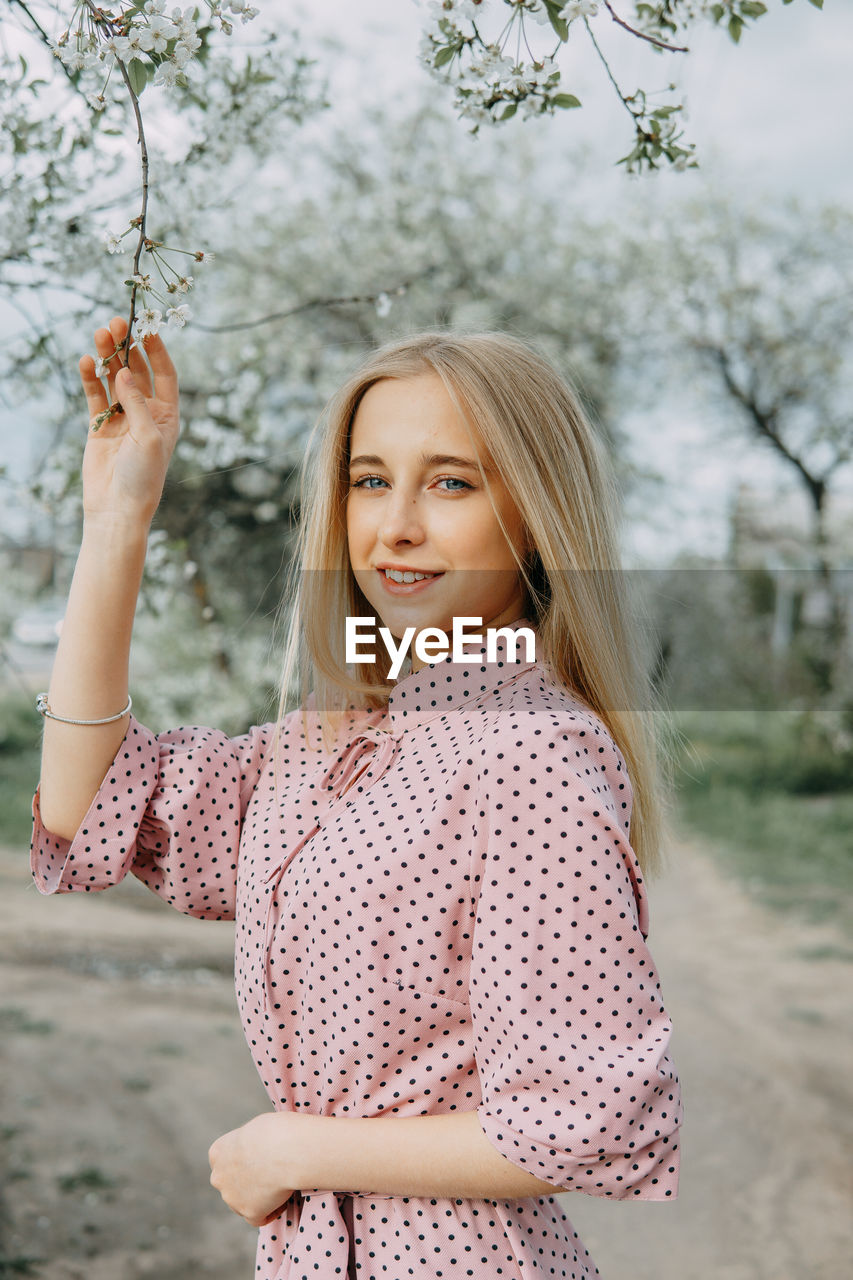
[36,693,133,725]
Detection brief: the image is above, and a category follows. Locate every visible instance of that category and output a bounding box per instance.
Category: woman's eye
[349,475,472,492]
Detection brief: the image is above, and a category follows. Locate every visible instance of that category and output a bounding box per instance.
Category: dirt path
[1,835,850,1279]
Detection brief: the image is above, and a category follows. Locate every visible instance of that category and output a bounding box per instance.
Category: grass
[56,1167,117,1195]
[672,709,853,939]
[0,695,42,850]
[0,1259,41,1276]
[0,1009,54,1037]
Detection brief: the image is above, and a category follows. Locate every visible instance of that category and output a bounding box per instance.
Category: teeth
[383,569,439,583]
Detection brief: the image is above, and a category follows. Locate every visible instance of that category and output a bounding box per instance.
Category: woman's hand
[208,1113,297,1228]
[79,314,181,530]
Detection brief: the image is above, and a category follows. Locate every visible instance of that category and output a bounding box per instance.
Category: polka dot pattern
[31,618,682,1279]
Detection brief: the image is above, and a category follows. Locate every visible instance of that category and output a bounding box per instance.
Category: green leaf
[126,58,152,97]
[740,1,767,16]
[552,93,582,109]
[543,0,569,41]
[500,102,517,120]
[433,45,457,69]
[807,0,824,8]
[728,15,743,42]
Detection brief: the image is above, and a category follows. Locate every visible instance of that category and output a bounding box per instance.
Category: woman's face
[346,373,530,672]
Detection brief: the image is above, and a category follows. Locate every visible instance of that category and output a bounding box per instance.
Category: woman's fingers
[141,331,179,406]
[91,317,153,399]
[79,353,109,425]
[125,337,153,398]
[105,315,153,397]
[93,325,124,402]
[113,365,157,441]
[85,314,178,431]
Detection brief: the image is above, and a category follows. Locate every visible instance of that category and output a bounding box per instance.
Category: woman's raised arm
[37,315,181,840]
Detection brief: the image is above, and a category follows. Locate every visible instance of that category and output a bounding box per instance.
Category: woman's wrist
[81,511,152,548]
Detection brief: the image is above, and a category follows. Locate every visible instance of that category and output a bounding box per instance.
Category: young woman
[33,316,683,1280]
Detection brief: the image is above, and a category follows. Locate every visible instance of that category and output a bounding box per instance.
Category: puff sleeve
[470,705,683,1200]
[30,714,272,921]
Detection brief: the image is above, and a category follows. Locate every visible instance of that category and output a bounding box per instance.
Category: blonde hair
[274,330,673,881]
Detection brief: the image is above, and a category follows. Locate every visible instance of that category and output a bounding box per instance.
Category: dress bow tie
[319,724,403,803]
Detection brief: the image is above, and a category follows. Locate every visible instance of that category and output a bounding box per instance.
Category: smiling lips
[376,567,445,593]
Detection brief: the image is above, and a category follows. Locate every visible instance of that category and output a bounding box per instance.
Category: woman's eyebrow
[349,452,492,473]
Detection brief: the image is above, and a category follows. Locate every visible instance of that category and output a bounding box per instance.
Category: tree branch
[602,1,689,54]
[7,0,92,98]
[192,268,439,333]
[700,341,828,515]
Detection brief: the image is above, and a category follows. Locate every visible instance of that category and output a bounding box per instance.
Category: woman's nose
[378,491,425,547]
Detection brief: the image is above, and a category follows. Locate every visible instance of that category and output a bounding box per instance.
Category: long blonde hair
[274,330,673,881]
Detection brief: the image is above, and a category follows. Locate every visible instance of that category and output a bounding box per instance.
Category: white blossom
[103,231,125,253]
[166,303,191,327]
[102,34,133,64]
[527,55,558,88]
[136,308,163,337]
[61,47,89,73]
[93,356,110,379]
[457,99,491,124]
[138,16,179,54]
[375,292,392,318]
[123,30,149,61]
[428,0,480,20]
[145,0,167,12]
[87,93,107,112]
[194,250,215,264]
[560,0,599,21]
[153,60,182,87]
[173,35,200,67]
[132,272,153,289]
[171,7,201,42]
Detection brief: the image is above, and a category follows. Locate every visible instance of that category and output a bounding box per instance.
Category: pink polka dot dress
[31,619,682,1279]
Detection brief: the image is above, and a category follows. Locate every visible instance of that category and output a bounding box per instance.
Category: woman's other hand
[208,1113,297,1228]
[79,314,180,531]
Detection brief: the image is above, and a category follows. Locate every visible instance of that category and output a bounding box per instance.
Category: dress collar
[386,615,539,733]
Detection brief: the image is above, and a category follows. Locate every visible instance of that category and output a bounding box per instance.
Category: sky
[3,0,852,565]
[280,0,850,565]
[282,0,853,563]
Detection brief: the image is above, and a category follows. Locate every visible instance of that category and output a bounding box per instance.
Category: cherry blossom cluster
[418,1,588,128]
[100,229,217,339]
[416,0,718,171]
[49,0,258,99]
[42,0,262,411]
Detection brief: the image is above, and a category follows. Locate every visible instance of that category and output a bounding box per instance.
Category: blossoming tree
[0,0,828,725]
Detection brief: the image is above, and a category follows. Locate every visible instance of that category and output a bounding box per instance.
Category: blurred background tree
[0,0,849,928]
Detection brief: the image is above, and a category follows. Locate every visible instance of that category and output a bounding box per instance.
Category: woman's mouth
[376,567,445,594]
